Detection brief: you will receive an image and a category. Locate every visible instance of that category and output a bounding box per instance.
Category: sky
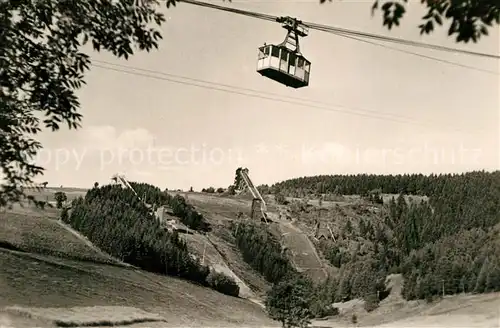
[33,0,499,190]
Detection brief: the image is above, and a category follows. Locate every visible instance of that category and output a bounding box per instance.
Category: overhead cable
[92,60,476,134]
[176,0,500,60]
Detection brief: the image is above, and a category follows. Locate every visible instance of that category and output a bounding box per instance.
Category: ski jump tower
[234,168,269,222]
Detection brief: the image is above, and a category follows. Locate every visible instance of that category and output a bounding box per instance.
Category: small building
[163,218,193,235]
[315,221,332,241]
[155,205,175,222]
[251,199,264,221]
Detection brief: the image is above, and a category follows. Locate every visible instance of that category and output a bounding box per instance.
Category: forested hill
[269,171,500,197]
[261,170,500,305]
[269,170,500,242]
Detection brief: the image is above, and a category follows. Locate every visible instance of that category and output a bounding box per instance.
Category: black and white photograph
[1,0,499,327]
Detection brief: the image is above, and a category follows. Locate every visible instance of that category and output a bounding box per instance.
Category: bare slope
[183,231,257,299]
[0,249,276,327]
[0,210,117,264]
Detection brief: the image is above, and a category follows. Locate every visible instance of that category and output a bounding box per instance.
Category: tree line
[269,171,499,198]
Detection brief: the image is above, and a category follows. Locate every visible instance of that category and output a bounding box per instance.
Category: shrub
[206,270,240,297]
[310,299,339,318]
[54,191,67,208]
[363,294,379,312]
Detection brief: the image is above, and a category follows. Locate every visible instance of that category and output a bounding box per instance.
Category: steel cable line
[92,62,474,133]
[177,0,276,21]
[93,59,434,122]
[171,0,499,75]
[176,0,500,60]
[313,29,499,75]
[305,22,500,60]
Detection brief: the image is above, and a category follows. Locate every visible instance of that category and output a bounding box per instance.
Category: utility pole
[202,240,206,265]
[235,221,240,235]
[442,279,445,297]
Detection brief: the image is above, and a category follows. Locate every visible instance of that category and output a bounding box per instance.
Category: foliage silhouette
[1,0,165,206]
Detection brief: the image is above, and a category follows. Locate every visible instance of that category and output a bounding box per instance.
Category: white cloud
[78,125,156,150]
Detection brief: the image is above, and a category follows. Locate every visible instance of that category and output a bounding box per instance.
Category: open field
[0,248,276,327]
[24,187,88,203]
[2,202,61,218]
[4,305,167,327]
[0,210,118,265]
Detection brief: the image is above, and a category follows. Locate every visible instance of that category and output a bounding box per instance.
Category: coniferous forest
[231,221,297,284]
[63,183,239,297]
[260,171,500,326]
[267,171,500,300]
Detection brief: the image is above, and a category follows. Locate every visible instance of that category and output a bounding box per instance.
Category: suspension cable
[176,0,500,60]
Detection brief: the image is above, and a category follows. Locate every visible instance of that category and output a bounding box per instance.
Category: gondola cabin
[257,44,311,88]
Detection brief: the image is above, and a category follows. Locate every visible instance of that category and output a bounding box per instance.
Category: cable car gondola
[257,16,311,88]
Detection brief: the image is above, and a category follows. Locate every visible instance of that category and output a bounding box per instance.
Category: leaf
[480,25,488,35]
[92,39,101,52]
[434,14,443,25]
[371,1,379,16]
[423,11,433,20]
[381,1,393,11]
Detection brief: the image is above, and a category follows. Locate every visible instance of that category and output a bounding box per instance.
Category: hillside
[2,170,500,328]
[0,248,275,327]
[0,205,276,328]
